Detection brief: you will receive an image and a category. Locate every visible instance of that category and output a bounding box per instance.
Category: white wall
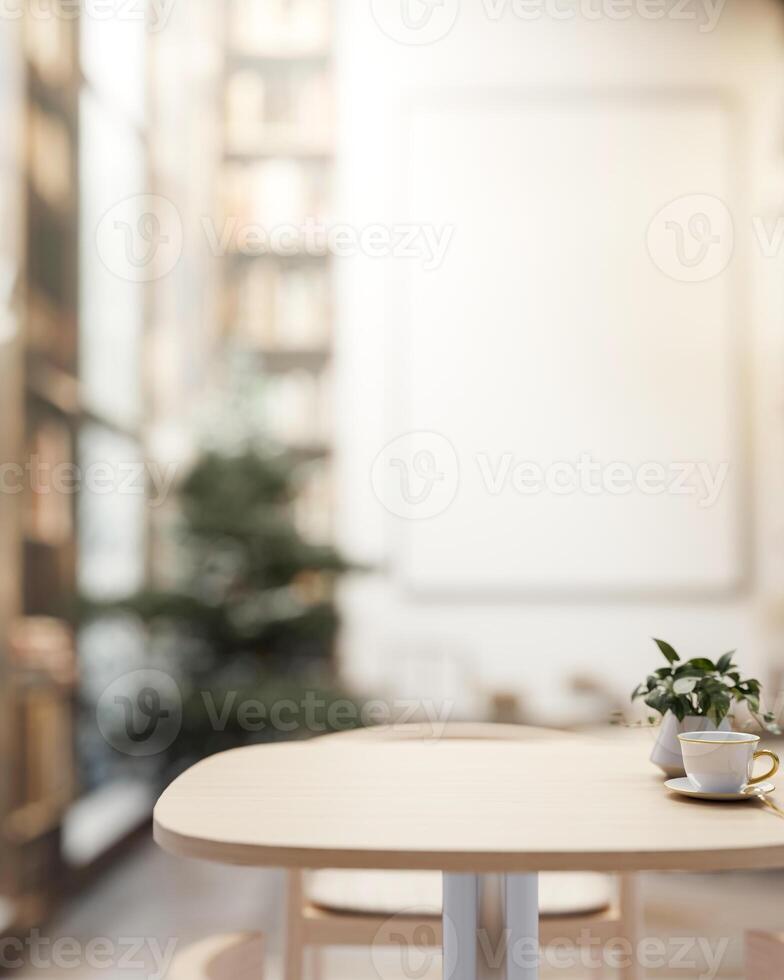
[333,0,784,722]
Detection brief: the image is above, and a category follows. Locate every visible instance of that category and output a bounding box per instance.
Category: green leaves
[716,651,736,673]
[632,639,779,733]
[653,638,680,664]
[672,676,698,695]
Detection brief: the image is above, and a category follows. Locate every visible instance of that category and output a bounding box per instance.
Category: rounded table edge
[152,813,784,874]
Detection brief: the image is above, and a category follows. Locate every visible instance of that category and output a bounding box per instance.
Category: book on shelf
[225,71,267,153]
[24,419,73,547]
[235,260,330,349]
[28,105,73,213]
[27,189,77,333]
[22,538,75,618]
[275,263,330,346]
[234,262,276,346]
[263,366,332,447]
[220,159,329,232]
[25,8,75,88]
[230,0,331,57]
[27,289,77,372]
[225,65,332,155]
[23,685,74,807]
[8,616,76,686]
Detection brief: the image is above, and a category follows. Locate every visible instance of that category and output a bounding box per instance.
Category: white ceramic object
[665,776,776,802]
[678,731,780,794]
[649,712,732,777]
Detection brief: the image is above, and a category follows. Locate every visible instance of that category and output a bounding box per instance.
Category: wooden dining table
[153,725,784,980]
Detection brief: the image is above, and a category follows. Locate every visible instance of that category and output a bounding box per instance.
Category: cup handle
[748,749,780,785]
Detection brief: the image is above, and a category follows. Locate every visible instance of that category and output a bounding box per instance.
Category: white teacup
[678,730,779,794]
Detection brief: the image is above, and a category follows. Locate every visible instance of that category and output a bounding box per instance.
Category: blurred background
[3,0,784,976]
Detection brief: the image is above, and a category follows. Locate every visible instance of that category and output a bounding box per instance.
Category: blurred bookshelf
[0,1,81,931]
[0,7,22,937]
[219,0,335,546]
[0,0,150,931]
[0,0,341,934]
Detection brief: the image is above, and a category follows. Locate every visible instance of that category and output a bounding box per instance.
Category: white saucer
[665,777,776,802]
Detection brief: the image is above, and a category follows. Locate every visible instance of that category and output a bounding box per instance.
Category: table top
[153,727,784,873]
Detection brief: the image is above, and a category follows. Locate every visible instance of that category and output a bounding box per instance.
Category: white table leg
[504,874,539,980]
[477,875,505,979]
[442,874,539,980]
[443,873,478,980]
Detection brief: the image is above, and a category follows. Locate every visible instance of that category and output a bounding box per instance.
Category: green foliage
[105,450,353,669]
[173,673,362,766]
[86,448,360,771]
[632,638,780,732]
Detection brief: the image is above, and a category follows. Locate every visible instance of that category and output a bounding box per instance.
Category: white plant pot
[650,712,732,777]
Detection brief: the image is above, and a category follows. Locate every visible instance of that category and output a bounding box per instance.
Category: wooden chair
[746,931,784,979]
[167,933,264,980]
[283,724,641,980]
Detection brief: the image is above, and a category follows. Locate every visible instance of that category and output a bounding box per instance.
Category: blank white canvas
[398,95,744,595]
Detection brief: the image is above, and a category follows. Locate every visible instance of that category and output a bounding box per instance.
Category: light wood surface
[296,896,626,947]
[280,728,637,980]
[318,723,573,743]
[166,933,264,980]
[745,931,784,980]
[153,731,784,872]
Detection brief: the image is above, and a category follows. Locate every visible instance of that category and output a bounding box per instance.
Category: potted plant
[632,639,779,776]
